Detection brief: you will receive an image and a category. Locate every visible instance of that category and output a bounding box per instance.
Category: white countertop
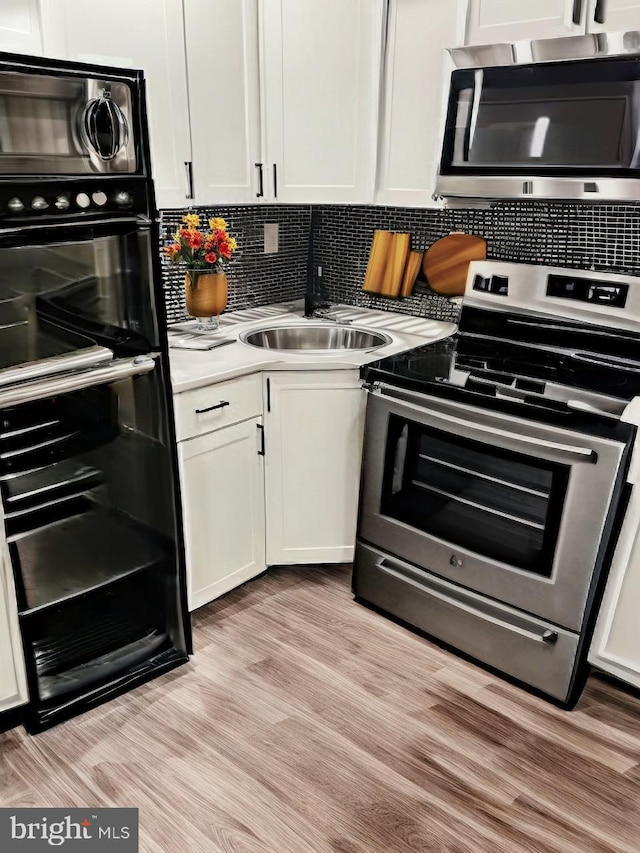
[168,304,457,394]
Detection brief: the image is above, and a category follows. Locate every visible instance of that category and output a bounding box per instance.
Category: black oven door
[0,353,189,731]
[0,216,160,381]
[359,386,631,632]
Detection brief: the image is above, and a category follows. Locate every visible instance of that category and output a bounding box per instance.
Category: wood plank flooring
[2,564,640,852]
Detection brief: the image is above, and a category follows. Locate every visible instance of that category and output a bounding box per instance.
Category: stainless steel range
[353,261,640,707]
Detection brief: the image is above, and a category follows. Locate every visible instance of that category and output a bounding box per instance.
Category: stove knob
[114,191,132,208]
[75,192,91,209]
[31,196,49,211]
[54,195,71,211]
[7,197,24,213]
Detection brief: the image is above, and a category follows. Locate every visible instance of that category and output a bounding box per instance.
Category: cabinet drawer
[174,374,262,441]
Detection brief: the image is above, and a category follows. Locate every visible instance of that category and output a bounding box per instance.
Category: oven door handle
[0,215,152,235]
[377,387,597,464]
[0,354,155,409]
[0,345,113,390]
[378,558,559,646]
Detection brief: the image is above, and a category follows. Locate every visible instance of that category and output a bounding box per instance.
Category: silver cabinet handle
[594,0,606,24]
[0,345,113,389]
[378,385,596,464]
[195,401,229,414]
[0,355,155,409]
[378,558,558,646]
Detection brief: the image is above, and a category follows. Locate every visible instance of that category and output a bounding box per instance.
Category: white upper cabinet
[260,0,385,204]
[376,0,462,208]
[42,0,192,209]
[464,0,584,44]
[0,1,43,55]
[184,0,261,205]
[586,0,640,32]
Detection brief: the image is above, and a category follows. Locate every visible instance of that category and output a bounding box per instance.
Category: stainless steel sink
[239,324,392,352]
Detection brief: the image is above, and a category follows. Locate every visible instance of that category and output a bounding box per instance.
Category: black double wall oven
[0,52,189,732]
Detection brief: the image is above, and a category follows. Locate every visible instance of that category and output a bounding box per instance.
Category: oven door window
[380,416,569,576]
[442,58,640,176]
[0,221,157,363]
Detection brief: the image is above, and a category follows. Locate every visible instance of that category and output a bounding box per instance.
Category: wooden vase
[185,271,228,320]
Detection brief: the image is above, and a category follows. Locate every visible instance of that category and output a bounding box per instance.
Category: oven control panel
[465,260,640,333]
[473,274,509,296]
[547,274,628,308]
[0,180,151,223]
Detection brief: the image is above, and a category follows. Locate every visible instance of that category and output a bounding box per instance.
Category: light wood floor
[2,565,640,852]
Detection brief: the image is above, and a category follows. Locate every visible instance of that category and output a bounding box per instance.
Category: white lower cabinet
[178,417,266,610]
[0,508,27,714]
[589,487,640,688]
[263,371,367,565]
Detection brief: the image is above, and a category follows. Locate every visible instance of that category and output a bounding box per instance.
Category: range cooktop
[364,261,640,428]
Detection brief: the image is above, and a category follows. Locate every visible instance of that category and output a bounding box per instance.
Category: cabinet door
[178,417,266,610]
[185,0,261,205]
[465,0,583,44]
[586,0,640,32]
[0,506,27,714]
[42,0,192,209]
[264,371,366,565]
[261,0,385,203]
[376,0,460,208]
[589,488,640,688]
[0,0,42,54]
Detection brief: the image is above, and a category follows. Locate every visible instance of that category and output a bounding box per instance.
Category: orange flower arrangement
[164,214,237,273]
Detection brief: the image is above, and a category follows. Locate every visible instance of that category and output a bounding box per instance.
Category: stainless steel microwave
[436,31,640,204]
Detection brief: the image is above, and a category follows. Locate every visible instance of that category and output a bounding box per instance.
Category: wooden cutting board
[362,230,411,298]
[362,230,394,295]
[379,233,410,298]
[422,234,487,296]
[400,250,423,298]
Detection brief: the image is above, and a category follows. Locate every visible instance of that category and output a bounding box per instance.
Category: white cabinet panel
[0,0,42,55]
[43,0,192,208]
[185,0,261,205]
[261,0,384,203]
[376,0,460,208]
[179,417,266,610]
[590,487,640,688]
[465,0,582,44]
[264,371,366,565]
[0,503,27,714]
[587,0,640,32]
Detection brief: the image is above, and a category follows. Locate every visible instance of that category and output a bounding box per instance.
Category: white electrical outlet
[263,223,279,254]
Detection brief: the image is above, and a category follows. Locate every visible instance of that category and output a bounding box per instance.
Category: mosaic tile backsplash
[160,205,310,324]
[161,201,640,325]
